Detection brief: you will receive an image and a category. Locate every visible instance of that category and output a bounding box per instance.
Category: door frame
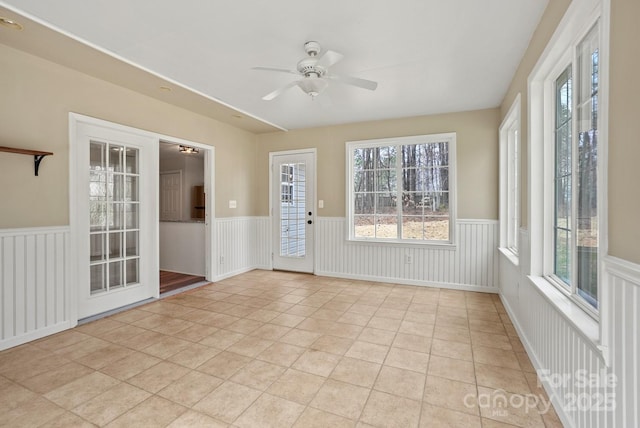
[69,113,216,321]
[268,148,317,273]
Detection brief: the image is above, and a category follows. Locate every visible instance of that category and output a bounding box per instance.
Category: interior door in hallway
[159,171,182,221]
[271,151,315,273]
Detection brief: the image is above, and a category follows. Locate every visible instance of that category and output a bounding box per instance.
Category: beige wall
[6,0,637,264]
[499,0,572,228]
[609,0,640,264]
[0,44,258,228]
[500,0,640,264]
[256,109,500,219]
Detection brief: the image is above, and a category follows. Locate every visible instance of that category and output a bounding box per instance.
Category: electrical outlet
[405,254,413,264]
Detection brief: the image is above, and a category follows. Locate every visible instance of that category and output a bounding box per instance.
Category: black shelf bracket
[0,146,53,176]
[34,154,48,176]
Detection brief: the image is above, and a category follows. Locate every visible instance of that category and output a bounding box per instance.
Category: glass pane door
[280,162,306,258]
[89,141,140,295]
[272,151,315,273]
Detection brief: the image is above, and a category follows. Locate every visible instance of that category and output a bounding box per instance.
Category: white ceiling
[0,0,548,132]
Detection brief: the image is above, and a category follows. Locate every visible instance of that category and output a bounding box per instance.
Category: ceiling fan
[253,41,378,101]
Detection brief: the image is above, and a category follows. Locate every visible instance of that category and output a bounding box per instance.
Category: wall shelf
[0,146,53,176]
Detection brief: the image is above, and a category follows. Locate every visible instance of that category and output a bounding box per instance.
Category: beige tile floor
[0,270,564,427]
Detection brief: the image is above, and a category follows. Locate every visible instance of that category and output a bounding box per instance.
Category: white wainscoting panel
[500,230,640,428]
[603,256,640,428]
[0,227,74,351]
[315,218,498,291]
[214,217,270,280]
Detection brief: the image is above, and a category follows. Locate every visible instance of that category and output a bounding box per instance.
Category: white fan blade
[253,66,299,76]
[262,80,300,101]
[316,50,344,69]
[327,74,378,91]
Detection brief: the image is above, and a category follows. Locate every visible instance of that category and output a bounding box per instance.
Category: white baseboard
[315,270,499,293]
[0,321,76,351]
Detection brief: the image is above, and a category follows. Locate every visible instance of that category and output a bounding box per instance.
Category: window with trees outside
[499,94,521,258]
[347,133,456,244]
[551,23,599,311]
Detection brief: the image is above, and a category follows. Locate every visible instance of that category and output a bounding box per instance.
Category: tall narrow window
[551,23,599,311]
[554,66,573,285]
[509,129,519,252]
[500,95,521,257]
[575,25,599,308]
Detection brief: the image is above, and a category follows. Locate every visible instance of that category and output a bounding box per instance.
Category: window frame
[499,94,521,262]
[346,133,457,246]
[528,0,608,328]
[545,22,602,318]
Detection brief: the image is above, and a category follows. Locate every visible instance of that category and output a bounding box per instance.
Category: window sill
[346,238,457,251]
[527,275,603,359]
[498,247,519,267]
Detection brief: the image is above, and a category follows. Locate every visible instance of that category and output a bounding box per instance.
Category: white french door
[271,150,315,273]
[74,118,158,319]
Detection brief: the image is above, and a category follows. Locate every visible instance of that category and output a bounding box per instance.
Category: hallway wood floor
[159,270,206,295]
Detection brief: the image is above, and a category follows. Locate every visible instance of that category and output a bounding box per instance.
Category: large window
[347,133,456,244]
[550,23,600,312]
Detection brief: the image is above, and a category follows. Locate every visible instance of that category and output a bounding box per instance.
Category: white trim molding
[345,133,457,246]
[527,0,609,325]
[499,93,521,262]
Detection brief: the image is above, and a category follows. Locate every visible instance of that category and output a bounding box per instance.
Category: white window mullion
[395,143,403,240]
[570,59,579,298]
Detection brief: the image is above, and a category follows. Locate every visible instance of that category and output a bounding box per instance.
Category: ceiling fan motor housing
[298,41,325,77]
[256,40,377,100]
[303,41,321,56]
[297,58,325,77]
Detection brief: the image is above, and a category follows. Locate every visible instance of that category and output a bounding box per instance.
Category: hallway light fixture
[179,145,199,154]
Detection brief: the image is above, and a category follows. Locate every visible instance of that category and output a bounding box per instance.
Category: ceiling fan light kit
[254,41,378,101]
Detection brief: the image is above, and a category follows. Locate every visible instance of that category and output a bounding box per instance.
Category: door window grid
[89,141,140,295]
[280,162,306,257]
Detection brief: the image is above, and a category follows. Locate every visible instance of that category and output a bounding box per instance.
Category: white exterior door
[74,119,158,319]
[271,151,315,273]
